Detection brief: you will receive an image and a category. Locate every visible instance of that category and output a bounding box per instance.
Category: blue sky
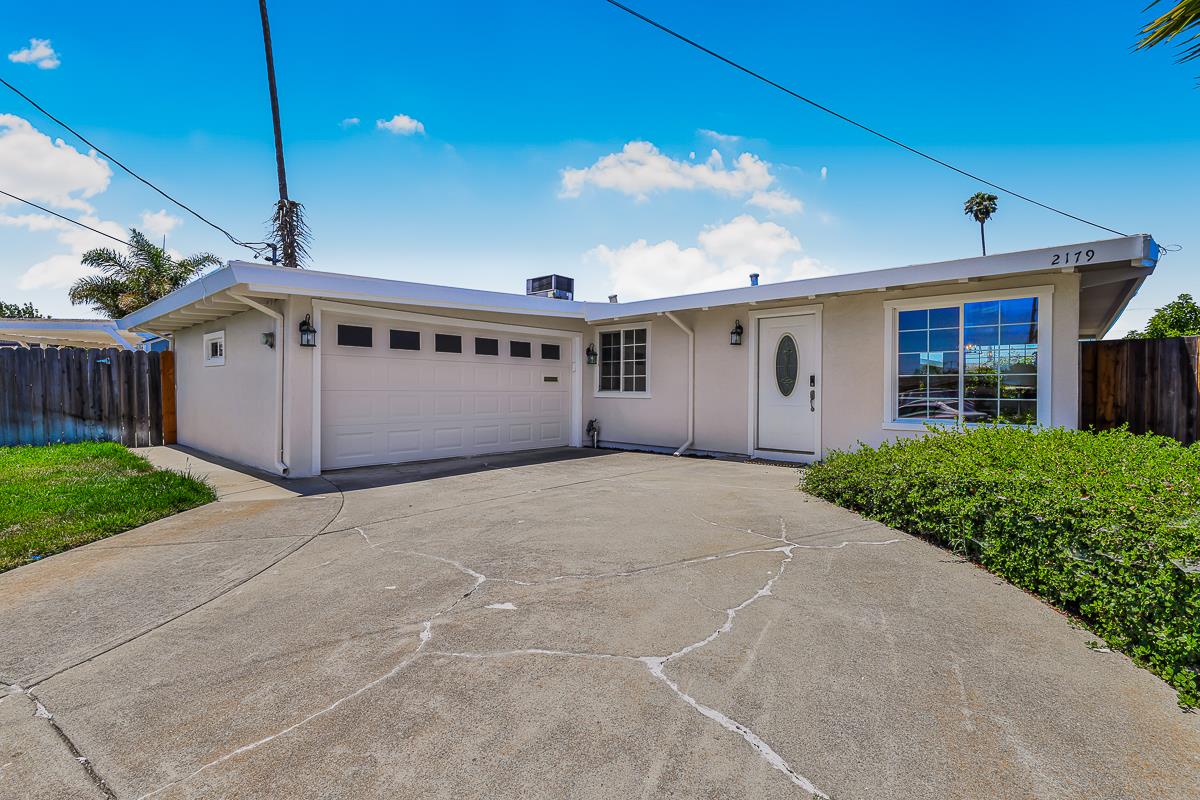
[2,0,1196,335]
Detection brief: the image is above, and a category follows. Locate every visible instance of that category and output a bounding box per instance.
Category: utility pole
[258,0,307,268]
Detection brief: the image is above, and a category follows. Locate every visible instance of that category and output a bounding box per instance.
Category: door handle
[809,389,815,412]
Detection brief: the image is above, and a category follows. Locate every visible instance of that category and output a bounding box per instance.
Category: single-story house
[119,234,1159,477]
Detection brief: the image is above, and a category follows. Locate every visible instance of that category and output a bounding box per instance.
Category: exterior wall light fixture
[298,314,317,348]
[730,320,744,346]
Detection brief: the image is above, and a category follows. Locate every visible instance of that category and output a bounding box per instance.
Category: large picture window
[598,327,647,393]
[889,290,1047,426]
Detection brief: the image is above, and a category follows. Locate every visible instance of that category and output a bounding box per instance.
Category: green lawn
[0,442,216,573]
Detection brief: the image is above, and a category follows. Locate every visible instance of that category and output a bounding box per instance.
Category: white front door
[756,313,819,456]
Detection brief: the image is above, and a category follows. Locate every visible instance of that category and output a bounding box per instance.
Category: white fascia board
[119,266,241,330]
[581,235,1157,321]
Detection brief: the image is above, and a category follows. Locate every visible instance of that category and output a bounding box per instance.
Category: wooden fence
[1080,336,1200,445]
[0,347,175,448]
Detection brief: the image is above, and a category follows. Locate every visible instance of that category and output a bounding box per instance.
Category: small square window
[540,343,560,360]
[510,340,531,358]
[597,327,648,393]
[475,337,499,356]
[337,324,373,348]
[435,334,462,353]
[202,331,225,367]
[390,330,420,350]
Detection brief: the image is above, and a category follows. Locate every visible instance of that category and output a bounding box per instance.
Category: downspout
[230,293,289,476]
[664,311,694,456]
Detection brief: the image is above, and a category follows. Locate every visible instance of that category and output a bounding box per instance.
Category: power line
[603,0,1127,238]
[0,188,134,249]
[0,75,275,256]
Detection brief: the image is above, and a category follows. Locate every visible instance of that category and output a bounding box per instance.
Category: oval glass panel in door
[775,334,798,397]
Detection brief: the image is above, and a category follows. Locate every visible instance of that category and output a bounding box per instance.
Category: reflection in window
[895,297,1038,425]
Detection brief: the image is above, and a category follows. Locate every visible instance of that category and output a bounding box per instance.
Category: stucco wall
[191,272,1081,476]
[583,271,1082,458]
[174,308,279,473]
[583,317,690,451]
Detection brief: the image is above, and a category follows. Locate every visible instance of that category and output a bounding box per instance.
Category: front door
[756,313,819,456]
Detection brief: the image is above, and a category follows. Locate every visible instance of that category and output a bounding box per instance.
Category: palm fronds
[68,227,221,318]
[269,198,310,269]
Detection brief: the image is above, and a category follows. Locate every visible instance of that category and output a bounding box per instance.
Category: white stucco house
[119,234,1159,478]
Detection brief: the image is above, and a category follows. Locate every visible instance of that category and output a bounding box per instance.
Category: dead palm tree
[1137,0,1200,83]
[69,229,221,317]
[259,0,309,268]
[963,192,999,256]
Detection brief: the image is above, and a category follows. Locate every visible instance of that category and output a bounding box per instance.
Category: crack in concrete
[23,690,117,799]
[414,520,901,797]
[133,511,900,799]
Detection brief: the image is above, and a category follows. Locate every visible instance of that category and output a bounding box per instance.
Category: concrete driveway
[1,449,1197,800]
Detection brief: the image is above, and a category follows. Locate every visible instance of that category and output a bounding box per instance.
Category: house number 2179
[1051,249,1095,266]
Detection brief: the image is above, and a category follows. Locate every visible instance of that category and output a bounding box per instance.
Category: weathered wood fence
[1080,336,1200,445]
[0,347,175,447]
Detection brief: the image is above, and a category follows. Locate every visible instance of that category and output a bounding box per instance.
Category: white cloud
[139,209,181,239]
[0,114,111,211]
[819,165,828,181]
[560,140,802,214]
[3,212,127,290]
[340,117,361,128]
[699,129,741,144]
[748,189,804,214]
[376,114,425,135]
[8,38,60,69]
[588,214,834,301]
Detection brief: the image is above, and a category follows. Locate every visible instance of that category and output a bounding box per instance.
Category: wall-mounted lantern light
[730,320,744,346]
[298,314,317,348]
[586,343,598,365]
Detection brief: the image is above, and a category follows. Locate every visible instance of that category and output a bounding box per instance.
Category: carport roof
[121,234,1159,339]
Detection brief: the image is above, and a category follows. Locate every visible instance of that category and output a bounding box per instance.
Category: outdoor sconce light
[298,314,317,348]
[586,343,598,365]
[730,320,744,346]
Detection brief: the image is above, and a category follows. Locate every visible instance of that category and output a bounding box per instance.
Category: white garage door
[320,312,574,470]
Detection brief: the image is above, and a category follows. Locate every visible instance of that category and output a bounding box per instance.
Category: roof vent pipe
[608,294,618,304]
[749,273,760,287]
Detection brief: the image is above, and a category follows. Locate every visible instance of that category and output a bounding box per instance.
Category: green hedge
[803,426,1200,707]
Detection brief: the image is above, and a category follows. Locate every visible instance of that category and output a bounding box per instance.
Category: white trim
[310,300,583,474]
[119,236,1157,334]
[747,304,823,463]
[202,330,225,367]
[591,322,653,398]
[881,285,1054,431]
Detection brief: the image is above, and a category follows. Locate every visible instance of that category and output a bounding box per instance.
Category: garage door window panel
[510,340,532,358]
[475,337,499,356]
[435,334,463,353]
[337,324,373,348]
[390,330,420,350]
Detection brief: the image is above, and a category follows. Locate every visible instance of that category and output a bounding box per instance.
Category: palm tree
[1136,0,1200,83]
[69,229,221,318]
[963,192,999,256]
[259,0,309,268]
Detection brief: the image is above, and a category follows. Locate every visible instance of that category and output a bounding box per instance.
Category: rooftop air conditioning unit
[525,274,575,300]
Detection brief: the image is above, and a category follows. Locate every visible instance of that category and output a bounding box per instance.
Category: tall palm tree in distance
[259,0,309,268]
[963,192,999,256]
[69,229,221,317]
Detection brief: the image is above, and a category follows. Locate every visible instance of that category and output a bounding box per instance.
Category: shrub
[803,426,1200,708]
